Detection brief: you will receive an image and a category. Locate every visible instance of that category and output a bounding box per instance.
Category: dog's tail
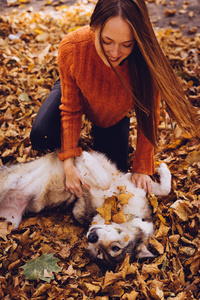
[77,152,112,190]
[151,163,171,196]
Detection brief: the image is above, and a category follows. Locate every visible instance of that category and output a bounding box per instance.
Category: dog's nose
[87,231,98,243]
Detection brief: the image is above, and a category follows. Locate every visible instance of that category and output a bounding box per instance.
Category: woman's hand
[131,172,152,194]
[63,157,90,197]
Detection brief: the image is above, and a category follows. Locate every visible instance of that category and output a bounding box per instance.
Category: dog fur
[0,151,171,269]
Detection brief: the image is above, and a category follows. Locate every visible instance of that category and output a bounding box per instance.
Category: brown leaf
[170,200,189,221]
[155,222,170,239]
[149,237,164,254]
[0,222,13,241]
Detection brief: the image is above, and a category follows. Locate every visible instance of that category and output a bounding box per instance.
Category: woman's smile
[94,16,135,67]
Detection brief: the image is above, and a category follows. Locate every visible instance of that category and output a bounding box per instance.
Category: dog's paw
[152,163,171,196]
[157,163,171,180]
[157,163,169,174]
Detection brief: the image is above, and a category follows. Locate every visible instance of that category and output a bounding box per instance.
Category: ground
[0,0,200,36]
[0,0,200,299]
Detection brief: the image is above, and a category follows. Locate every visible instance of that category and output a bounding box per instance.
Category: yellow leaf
[158,214,167,225]
[148,193,158,213]
[124,233,130,242]
[45,0,53,4]
[96,202,112,223]
[34,29,44,35]
[112,211,127,224]
[116,193,132,204]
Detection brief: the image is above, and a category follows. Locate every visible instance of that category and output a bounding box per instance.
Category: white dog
[0,151,171,269]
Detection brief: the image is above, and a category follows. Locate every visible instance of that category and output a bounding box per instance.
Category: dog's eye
[112,246,120,252]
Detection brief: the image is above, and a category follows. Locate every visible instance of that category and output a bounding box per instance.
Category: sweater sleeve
[132,93,161,175]
[132,126,155,175]
[57,37,83,161]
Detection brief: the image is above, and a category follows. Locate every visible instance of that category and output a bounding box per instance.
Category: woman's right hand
[63,157,90,197]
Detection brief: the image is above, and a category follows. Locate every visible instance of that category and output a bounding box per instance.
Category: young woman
[30,0,199,196]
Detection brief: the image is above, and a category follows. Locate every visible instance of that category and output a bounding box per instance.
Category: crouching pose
[0,151,171,269]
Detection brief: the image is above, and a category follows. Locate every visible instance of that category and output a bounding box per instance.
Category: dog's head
[87,221,154,270]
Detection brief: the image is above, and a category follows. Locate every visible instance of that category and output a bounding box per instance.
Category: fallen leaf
[21,253,62,282]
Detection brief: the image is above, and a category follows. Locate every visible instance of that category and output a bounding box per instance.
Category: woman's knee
[30,124,48,151]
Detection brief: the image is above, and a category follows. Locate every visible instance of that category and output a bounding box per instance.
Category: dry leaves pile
[0,1,200,299]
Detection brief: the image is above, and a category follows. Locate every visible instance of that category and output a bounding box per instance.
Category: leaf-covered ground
[0,1,200,299]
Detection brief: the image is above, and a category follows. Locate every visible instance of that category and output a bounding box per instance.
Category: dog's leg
[0,166,46,228]
[0,191,32,228]
[151,163,171,196]
[76,152,112,190]
[72,187,96,225]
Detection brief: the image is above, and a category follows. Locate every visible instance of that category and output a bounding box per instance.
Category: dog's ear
[136,244,155,259]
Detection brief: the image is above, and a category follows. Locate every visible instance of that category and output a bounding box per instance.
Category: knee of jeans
[30,126,47,150]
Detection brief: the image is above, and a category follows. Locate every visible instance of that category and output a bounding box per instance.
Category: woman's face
[94,16,135,67]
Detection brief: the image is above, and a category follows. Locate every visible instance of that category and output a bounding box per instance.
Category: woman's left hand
[131,173,152,194]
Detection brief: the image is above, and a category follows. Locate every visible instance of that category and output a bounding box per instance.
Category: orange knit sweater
[58,25,157,175]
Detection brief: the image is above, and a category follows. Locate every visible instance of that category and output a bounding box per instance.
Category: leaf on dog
[21,253,62,282]
[96,201,112,223]
[148,193,158,213]
[124,233,130,242]
[112,211,127,224]
[117,186,127,194]
[97,195,130,224]
[116,193,132,204]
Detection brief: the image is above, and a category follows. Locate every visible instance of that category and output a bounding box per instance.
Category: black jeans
[30,80,130,172]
